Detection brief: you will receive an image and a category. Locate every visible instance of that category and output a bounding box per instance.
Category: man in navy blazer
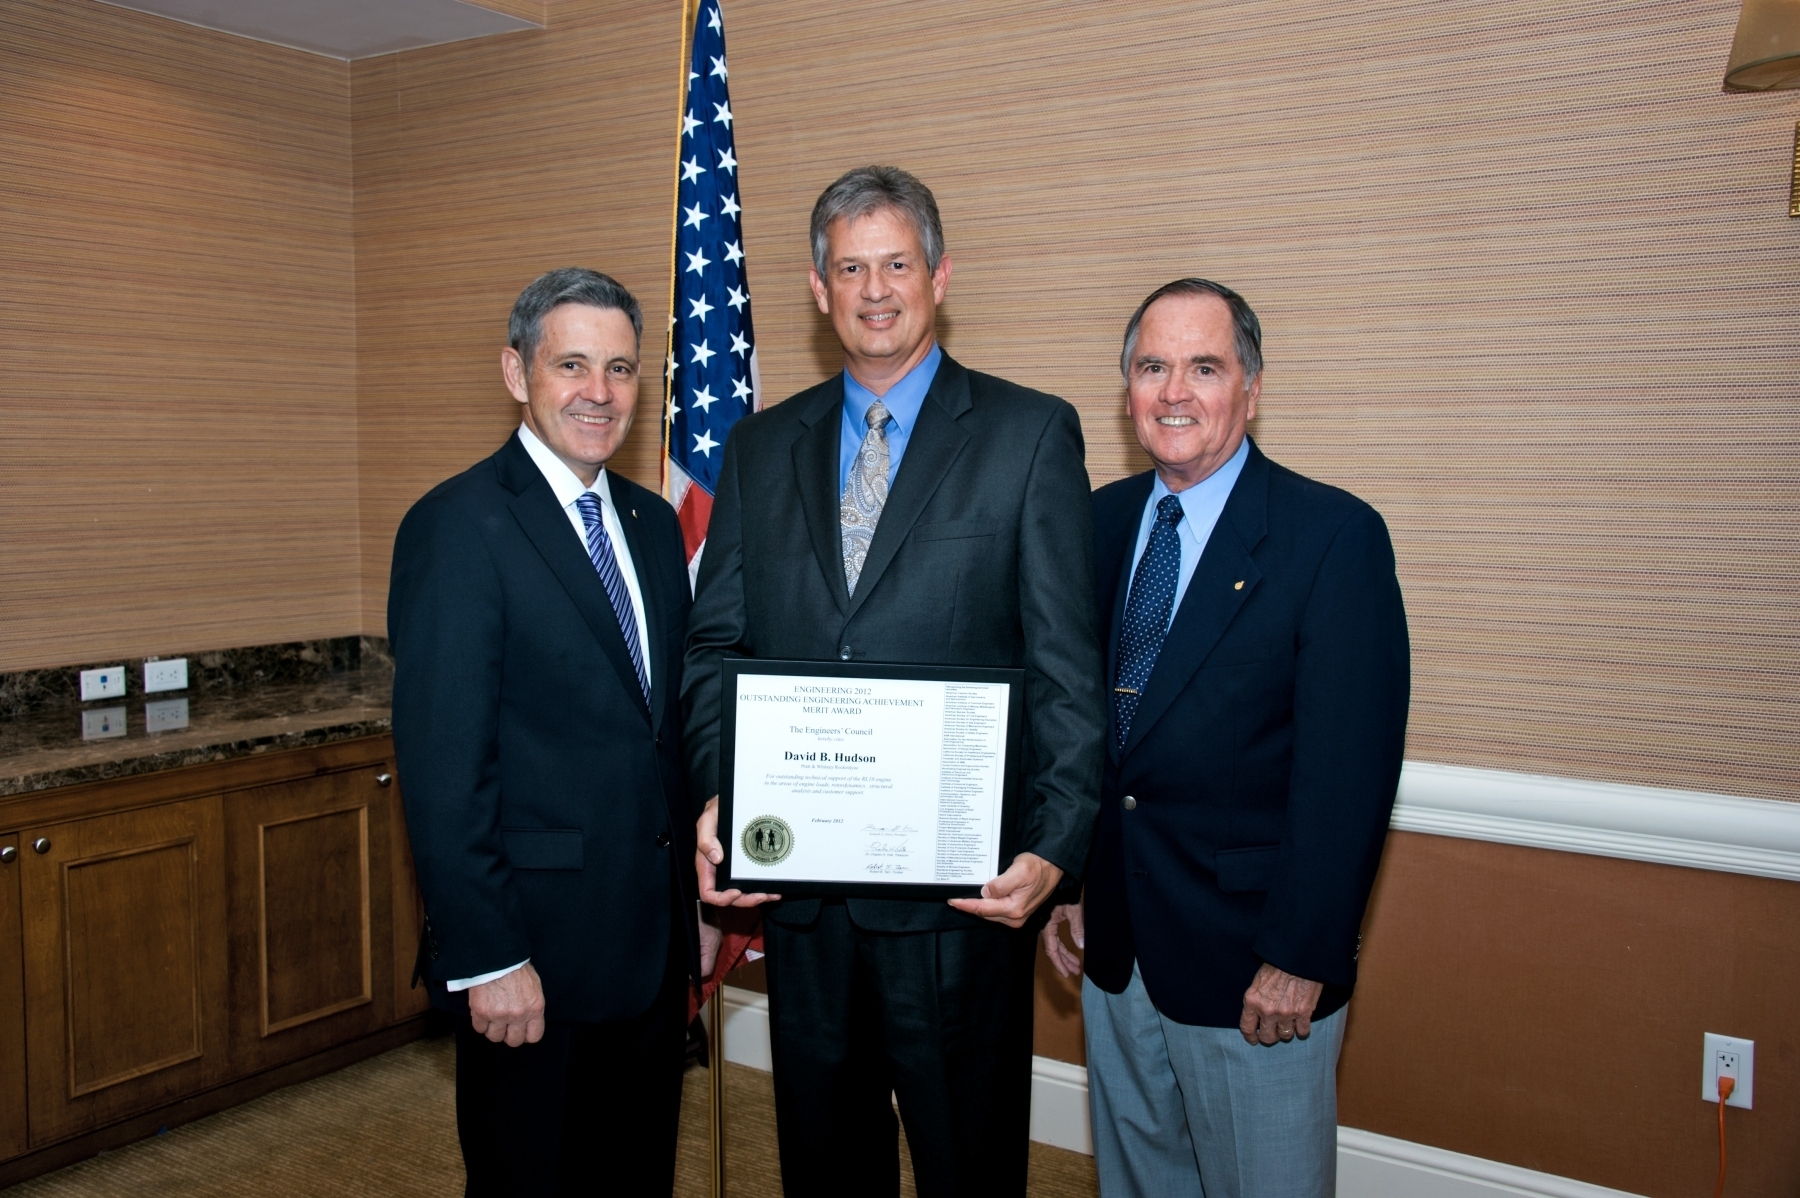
[389,269,699,1195]
[1043,279,1409,1198]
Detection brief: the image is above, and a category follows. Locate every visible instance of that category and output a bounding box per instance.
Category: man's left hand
[1238,962,1324,1045]
[948,853,1063,928]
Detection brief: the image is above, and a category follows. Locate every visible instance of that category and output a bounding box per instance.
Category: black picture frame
[717,658,1026,900]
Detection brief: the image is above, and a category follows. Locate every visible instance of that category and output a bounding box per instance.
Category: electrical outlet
[81,706,128,740]
[1703,1033,1754,1108]
[144,697,189,734]
[144,657,188,694]
[79,666,126,702]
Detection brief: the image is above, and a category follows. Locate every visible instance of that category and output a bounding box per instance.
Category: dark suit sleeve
[1253,504,1410,987]
[1013,402,1106,878]
[389,494,534,982]
[680,431,748,808]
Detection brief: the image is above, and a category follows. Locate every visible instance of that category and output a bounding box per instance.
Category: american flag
[663,0,759,582]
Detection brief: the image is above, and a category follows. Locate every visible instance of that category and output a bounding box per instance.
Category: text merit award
[717,659,1025,899]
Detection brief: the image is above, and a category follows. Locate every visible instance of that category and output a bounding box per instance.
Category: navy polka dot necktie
[1113,494,1184,748]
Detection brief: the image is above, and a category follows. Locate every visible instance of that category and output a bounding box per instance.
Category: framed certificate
[717,659,1026,899]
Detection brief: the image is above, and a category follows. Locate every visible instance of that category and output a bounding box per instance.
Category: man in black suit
[389,268,698,1196]
[681,167,1105,1198]
[1043,279,1410,1197]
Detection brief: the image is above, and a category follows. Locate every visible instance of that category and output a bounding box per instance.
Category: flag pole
[661,0,697,503]
[708,984,727,1197]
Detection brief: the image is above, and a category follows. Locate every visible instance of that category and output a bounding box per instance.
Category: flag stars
[688,294,714,320]
[682,202,709,229]
[729,331,750,358]
[690,340,717,367]
[710,54,728,79]
[681,156,706,182]
[682,110,701,138]
[725,285,748,311]
[692,385,719,413]
[693,429,719,457]
[732,376,753,402]
[717,147,737,175]
[724,240,744,265]
[713,102,733,129]
[684,248,711,275]
[720,193,741,219]
[706,7,721,32]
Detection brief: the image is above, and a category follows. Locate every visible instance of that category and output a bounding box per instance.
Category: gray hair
[1120,278,1263,387]
[809,166,946,276]
[509,267,643,368]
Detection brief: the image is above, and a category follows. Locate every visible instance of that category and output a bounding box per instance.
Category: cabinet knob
[32,838,51,854]
[375,773,393,787]
[0,846,15,865]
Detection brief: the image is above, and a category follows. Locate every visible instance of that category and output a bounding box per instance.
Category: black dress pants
[453,931,688,1198]
[763,902,1037,1198]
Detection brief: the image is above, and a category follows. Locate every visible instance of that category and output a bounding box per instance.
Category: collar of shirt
[838,341,943,494]
[1129,435,1252,626]
[514,424,651,688]
[517,422,614,517]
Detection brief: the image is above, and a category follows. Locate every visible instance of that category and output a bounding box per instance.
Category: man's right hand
[697,796,781,908]
[1042,902,1085,978]
[468,962,546,1047]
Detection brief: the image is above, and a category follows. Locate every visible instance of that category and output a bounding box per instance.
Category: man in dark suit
[682,167,1105,1198]
[389,268,698,1196]
[1043,279,1410,1197]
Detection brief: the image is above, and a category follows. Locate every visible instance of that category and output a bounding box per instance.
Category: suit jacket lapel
[496,437,652,725]
[792,378,851,615]
[607,470,667,732]
[844,356,973,620]
[1120,442,1271,759]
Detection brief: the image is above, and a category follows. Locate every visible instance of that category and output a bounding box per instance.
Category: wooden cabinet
[19,799,230,1146]
[0,831,27,1162]
[224,764,396,1073]
[0,736,423,1176]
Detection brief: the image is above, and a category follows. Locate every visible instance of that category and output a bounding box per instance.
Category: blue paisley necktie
[1113,494,1184,747]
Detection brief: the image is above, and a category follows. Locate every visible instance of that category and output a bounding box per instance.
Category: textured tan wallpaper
[354,0,1797,803]
[0,0,360,671]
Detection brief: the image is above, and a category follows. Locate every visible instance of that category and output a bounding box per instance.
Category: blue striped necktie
[575,491,650,703]
[1113,494,1184,748]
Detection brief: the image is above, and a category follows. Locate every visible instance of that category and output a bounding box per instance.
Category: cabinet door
[0,832,26,1161]
[225,765,396,1073]
[20,799,230,1147]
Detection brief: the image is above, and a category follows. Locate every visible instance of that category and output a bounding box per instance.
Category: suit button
[839,646,852,661]
[654,735,662,748]
[1123,796,1137,811]
[655,832,672,848]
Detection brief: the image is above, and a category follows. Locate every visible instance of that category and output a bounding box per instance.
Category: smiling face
[808,206,952,394]
[1125,292,1261,492]
[502,303,640,486]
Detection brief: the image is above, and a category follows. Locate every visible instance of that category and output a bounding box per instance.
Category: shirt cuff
[445,959,528,992]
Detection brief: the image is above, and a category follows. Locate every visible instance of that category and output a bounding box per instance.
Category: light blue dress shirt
[1125,437,1251,628]
[838,342,943,494]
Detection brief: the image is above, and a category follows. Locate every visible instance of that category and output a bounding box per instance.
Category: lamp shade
[1725,0,1800,91]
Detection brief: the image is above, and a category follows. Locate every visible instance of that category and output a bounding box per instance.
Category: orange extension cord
[1713,1075,1736,1198]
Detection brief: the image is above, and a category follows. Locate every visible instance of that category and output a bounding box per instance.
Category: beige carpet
[10,1037,1098,1197]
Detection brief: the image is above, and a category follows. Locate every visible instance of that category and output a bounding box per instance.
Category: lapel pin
[631,509,638,518]
[1234,580,1245,590]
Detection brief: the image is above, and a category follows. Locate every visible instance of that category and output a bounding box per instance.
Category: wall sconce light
[1722,0,1800,215]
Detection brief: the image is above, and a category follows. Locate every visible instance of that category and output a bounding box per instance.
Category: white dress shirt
[1125,437,1251,627]
[446,424,653,993]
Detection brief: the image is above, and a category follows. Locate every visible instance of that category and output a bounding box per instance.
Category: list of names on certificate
[936,685,1005,881]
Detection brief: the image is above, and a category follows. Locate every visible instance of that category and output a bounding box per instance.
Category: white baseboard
[1338,1128,1645,1198]
[717,988,1647,1196]
[1394,760,1800,881]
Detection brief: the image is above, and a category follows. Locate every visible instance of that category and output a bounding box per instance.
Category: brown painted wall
[1339,833,1800,1196]
[0,0,360,672]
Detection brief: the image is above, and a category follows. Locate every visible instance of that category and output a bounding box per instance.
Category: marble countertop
[0,638,393,798]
